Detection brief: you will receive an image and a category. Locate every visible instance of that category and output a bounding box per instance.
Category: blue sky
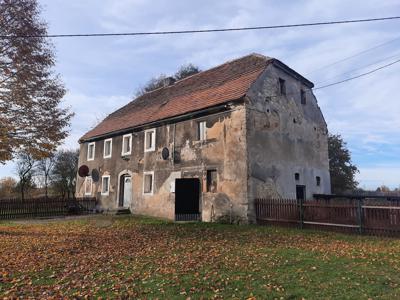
[1,0,400,189]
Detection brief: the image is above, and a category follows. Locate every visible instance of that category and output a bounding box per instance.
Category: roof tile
[80,53,271,141]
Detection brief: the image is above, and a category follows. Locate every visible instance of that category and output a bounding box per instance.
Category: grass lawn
[0,215,399,299]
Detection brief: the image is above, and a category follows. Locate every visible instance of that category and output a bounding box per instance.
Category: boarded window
[87,142,95,160]
[85,176,92,195]
[144,129,156,152]
[301,89,306,105]
[316,176,321,186]
[198,121,207,141]
[143,172,154,194]
[279,78,286,95]
[101,176,110,195]
[122,134,132,155]
[207,170,217,192]
[104,138,112,158]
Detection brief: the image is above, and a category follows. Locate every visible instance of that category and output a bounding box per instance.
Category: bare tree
[15,152,35,200]
[136,64,201,96]
[36,154,55,198]
[174,63,201,80]
[0,0,73,163]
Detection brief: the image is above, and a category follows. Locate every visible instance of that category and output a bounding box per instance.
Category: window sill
[193,138,217,146]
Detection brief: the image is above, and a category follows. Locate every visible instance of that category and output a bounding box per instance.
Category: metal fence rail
[255,198,400,237]
[0,197,98,220]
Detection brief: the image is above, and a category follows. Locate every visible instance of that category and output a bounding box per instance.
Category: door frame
[296,185,306,200]
[175,178,201,221]
[116,169,134,208]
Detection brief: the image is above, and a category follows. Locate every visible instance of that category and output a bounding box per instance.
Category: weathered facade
[76,54,331,223]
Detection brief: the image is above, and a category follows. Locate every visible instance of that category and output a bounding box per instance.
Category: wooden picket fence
[255,198,400,237]
[0,197,98,220]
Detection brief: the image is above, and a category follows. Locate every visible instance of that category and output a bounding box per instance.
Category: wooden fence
[255,198,400,237]
[0,197,98,220]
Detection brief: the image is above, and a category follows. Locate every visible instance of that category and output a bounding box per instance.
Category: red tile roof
[80,53,272,141]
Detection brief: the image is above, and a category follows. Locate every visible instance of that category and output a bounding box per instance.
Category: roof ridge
[136,53,270,98]
[81,53,271,141]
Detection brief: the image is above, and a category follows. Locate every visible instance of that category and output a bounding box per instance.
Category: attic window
[103,138,112,158]
[198,121,207,141]
[316,176,321,186]
[144,129,156,152]
[122,134,132,156]
[87,142,95,161]
[279,78,286,95]
[295,173,300,181]
[301,89,306,105]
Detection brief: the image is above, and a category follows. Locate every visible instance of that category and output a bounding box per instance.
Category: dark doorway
[175,178,200,221]
[296,185,306,200]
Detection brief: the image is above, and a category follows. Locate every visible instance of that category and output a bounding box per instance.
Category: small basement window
[301,89,306,105]
[84,176,93,196]
[143,171,154,195]
[279,78,286,95]
[144,129,156,152]
[122,134,132,155]
[295,173,300,181]
[103,138,112,158]
[316,176,321,186]
[101,175,110,195]
[207,169,218,193]
[87,142,95,161]
[198,121,207,141]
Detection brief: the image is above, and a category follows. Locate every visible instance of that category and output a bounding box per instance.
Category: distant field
[0,215,399,299]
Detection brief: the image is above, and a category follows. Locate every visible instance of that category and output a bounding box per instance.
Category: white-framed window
[143,171,154,195]
[101,175,110,195]
[103,138,112,158]
[87,142,95,161]
[121,134,132,156]
[144,128,156,152]
[84,176,93,196]
[198,121,207,141]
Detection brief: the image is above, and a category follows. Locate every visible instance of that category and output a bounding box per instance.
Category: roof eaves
[79,97,246,143]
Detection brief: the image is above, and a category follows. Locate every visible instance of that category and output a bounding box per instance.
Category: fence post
[298,198,304,229]
[357,199,363,234]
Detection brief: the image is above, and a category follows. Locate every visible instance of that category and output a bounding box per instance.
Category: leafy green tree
[328,134,359,193]
[51,150,78,199]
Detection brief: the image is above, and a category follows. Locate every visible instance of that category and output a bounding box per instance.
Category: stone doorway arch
[117,170,134,209]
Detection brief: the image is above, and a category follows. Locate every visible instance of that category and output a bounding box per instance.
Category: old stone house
[76,53,331,223]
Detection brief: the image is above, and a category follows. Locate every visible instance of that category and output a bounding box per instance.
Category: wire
[314,58,400,90]
[306,35,400,75]
[2,52,399,98]
[314,51,400,86]
[1,16,399,39]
